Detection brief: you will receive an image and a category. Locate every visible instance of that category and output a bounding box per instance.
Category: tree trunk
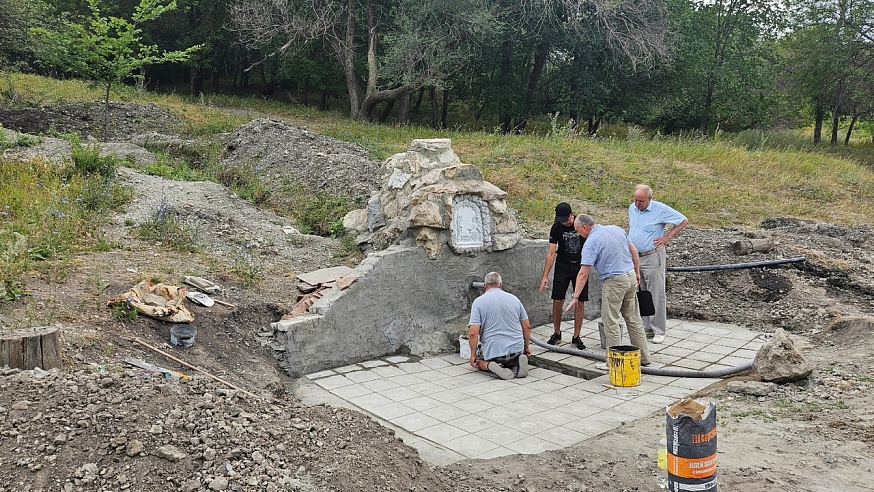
[813,102,824,144]
[440,89,449,129]
[378,99,395,123]
[357,85,418,121]
[830,75,848,145]
[498,38,514,134]
[103,81,112,142]
[731,238,774,256]
[700,82,714,134]
[587,116,601,136]
[518,40,549,134]
[364,0,378,101]
[413,88,424,113]
[329,0,361,119]
[191,66,204,97]
[0,326,62,370]
[397,92,410,125]
[429,87,438,129]
[569,49,584,126]
[845,114,858,145]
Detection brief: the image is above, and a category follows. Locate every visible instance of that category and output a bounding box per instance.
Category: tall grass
[0,156,130,299]
[3,72,873,238]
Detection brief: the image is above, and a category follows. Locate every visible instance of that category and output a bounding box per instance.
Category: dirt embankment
[0,103,872,491]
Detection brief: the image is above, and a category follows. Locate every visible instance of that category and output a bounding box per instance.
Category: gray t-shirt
[469,288,529,360]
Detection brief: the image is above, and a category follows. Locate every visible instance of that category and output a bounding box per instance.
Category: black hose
[666,256,806,272]
[531,337,754,378]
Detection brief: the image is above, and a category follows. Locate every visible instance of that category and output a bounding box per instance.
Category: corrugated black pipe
[666,256,806,272]
[531,337,754,378]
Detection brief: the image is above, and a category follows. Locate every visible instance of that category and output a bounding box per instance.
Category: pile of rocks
[0,365,458,492]
[343,139,520,259]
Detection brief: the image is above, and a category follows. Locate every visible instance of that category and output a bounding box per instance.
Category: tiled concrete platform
[297,319,765,465]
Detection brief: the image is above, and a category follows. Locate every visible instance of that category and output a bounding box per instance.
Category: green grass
[0,154,131,299]
[137,199,200,252]
[1,72,873,299]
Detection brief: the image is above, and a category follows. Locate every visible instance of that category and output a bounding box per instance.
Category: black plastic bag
[637,286,655,316]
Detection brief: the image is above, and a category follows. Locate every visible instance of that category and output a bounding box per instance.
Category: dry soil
[0,103,872,492]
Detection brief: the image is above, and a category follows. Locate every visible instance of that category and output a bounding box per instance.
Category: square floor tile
[417,422,469,445]
[441,433,501,458]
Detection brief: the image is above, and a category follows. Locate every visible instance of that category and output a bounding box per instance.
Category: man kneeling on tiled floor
[467,271,531,380]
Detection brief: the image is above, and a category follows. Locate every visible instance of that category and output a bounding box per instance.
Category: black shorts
[488,352,521,366]
[552,263,589,301]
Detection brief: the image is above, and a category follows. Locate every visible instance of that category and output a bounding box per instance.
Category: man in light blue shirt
[628,184,688,344]
[565,215,652,367]
[468,272,531,380]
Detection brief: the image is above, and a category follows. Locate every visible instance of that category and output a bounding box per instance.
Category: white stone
[387,168,411,188]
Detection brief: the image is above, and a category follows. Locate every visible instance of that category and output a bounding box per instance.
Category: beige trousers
[600,270,651,365]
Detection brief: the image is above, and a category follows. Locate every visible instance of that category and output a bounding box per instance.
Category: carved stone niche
[449,195,492,254]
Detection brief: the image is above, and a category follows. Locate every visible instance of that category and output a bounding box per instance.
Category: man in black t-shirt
[539,202,588,350]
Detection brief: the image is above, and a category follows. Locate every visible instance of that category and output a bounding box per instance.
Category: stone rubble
[0,366,467,492]
[343,138,520,258]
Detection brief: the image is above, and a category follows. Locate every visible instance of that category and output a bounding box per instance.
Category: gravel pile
[216,119,383,207]
[0,366,460,492]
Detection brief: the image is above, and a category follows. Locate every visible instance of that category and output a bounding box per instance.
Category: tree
[36,0,200,139]
[783,0,874,144]
[230,0,496,121]
[469,0,670,134]
[0,0,53,71]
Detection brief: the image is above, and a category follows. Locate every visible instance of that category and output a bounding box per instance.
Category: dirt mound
[667,221,874,332]
[217,118,382,206]
[0,366,459,492]
[1,102,873,491]
[0,102,178,141]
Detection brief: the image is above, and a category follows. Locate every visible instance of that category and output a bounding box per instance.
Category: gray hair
[634,184,653,198]
[484,272,502,287]
[575,214,595,227]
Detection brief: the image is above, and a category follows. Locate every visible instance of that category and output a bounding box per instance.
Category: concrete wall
[273,239,603,377]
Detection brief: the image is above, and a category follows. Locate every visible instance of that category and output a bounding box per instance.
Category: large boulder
[753,328,814,383]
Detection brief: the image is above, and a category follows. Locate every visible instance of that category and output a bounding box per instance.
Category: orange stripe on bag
[667,452,718,478]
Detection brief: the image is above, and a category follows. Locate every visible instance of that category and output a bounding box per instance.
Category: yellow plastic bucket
[607,345,641,387]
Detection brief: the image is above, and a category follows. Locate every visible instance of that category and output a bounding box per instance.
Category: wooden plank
[40,328,62,370]
[22,333,42,369]
[0,338,9,368]
[7,337,23,369]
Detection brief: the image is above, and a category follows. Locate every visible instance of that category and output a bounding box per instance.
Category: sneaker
[488,361,515,380]
[652,335,666,344]
[547,332,561,345]
[571,336,586,351]
[515,354,529,379]
[595,362,608,371]
[645,330,655,339]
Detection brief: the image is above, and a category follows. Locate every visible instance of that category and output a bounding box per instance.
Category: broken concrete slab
[296,266,354,286]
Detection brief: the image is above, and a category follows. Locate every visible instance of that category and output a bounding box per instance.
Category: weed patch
[230,244,265,286]
[0,156,131,300]
[137,198,200,252]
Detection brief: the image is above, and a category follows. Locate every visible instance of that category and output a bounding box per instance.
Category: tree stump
[0,326,62,370]
[731,238,774,256]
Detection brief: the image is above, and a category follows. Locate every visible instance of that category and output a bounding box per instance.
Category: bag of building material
[666,398,717,491]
